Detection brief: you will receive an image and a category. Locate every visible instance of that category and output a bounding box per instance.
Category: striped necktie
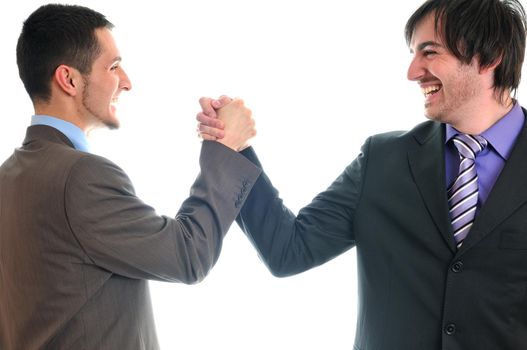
[447,133,487,248]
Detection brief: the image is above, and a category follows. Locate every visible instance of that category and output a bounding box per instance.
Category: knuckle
[199,97,213,110]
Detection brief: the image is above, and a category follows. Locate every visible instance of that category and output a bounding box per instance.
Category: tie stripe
[448,134,487,248]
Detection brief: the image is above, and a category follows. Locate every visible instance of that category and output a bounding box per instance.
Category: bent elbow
[265,258,305,278]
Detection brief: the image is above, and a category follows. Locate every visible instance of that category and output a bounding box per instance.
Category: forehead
[409,14,441,49]
[94,28,120,58]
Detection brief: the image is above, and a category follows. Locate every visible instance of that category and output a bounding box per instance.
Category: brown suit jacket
[0,125,261,349]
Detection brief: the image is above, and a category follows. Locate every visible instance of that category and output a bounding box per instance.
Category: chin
[96,114,120,130]
[105,120,120,130]
[425,111,452,125]
[423,105,442,122]
[424,108,436,121]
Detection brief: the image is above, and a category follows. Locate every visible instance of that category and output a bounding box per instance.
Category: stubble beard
[423,65,479,125]
[81,77,120,130]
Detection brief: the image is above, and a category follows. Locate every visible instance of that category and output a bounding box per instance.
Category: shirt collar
[31,115,90,153]
[445,102,525,160]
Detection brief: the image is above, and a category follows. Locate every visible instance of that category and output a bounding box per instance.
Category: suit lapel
[459,119,527,254]
[408,122,457,253]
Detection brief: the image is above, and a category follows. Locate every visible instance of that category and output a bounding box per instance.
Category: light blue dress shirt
[31,115,90,153]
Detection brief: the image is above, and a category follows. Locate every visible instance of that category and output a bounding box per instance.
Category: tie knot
[452,134,487,160]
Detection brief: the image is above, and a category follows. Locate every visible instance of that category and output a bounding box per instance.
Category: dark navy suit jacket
[237,116,527,350]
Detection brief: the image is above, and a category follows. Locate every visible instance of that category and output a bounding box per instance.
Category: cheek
[109,78,121,95]
[98,81,118,102]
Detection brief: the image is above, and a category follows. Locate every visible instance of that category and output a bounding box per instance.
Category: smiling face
[407,14,484,126]
[78,28,132,130]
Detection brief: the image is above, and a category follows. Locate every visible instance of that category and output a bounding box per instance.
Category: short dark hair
[16,4,113,103]
[405,0,527,99]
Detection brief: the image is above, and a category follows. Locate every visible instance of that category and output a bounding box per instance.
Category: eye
[423,50,437,57]
[110,64,120,71]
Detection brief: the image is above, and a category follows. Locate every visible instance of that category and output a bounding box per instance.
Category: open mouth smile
[422,85,442,97]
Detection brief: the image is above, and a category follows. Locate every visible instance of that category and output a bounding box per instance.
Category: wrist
[217,138,241,152]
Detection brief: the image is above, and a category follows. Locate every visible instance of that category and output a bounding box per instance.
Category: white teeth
[422,85,441,96]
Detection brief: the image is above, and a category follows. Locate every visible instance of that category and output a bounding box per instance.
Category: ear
[53,65,81,97]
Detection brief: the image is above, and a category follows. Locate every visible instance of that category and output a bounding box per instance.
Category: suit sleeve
[236,139,370,277]
[64,141,261,284]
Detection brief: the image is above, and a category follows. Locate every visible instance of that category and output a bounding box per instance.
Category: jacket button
[451,261,463,273]
[444,323,456,335]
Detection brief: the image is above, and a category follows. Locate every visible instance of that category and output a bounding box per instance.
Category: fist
[216,99,256,151]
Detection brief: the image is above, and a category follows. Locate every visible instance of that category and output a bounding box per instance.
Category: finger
[199,97,217,118]
[212,95,234,109]
[196,127,217,141]
[200,133,218,141]
[196,112,225,129]
[198,123,225,139]
[231,98,245,107]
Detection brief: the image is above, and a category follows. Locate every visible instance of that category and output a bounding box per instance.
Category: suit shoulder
[39,141,118,170]
[64,151,134,196]
[369,120,441,147]
[70,151,129,180]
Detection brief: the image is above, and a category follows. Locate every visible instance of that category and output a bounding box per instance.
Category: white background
[1,1,526,349]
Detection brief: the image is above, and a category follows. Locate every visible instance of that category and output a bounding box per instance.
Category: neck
[450,94,514,135]
[34,102,89,134]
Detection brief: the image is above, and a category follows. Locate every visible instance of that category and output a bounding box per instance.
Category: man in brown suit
[0,4,260,349]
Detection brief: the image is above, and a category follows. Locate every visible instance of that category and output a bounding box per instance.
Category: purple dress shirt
[445,102,525,209]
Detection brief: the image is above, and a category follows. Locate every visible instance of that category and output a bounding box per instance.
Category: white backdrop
[2,1,526,349]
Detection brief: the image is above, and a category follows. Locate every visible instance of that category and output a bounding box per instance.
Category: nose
[119,68,132,91]
[407,55,424,82]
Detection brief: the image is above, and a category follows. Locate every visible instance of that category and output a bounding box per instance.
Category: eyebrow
[410,41,442,53]
[104,57,122,70]
[107,57,122,69]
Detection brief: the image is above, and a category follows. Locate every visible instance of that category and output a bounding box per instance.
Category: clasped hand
[196,96,256,152]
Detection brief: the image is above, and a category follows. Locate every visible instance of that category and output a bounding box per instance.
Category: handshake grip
[199,98,256,152]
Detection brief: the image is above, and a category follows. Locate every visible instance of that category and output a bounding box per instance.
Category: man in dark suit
[0,4,260,350]
[198,0,527,348]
